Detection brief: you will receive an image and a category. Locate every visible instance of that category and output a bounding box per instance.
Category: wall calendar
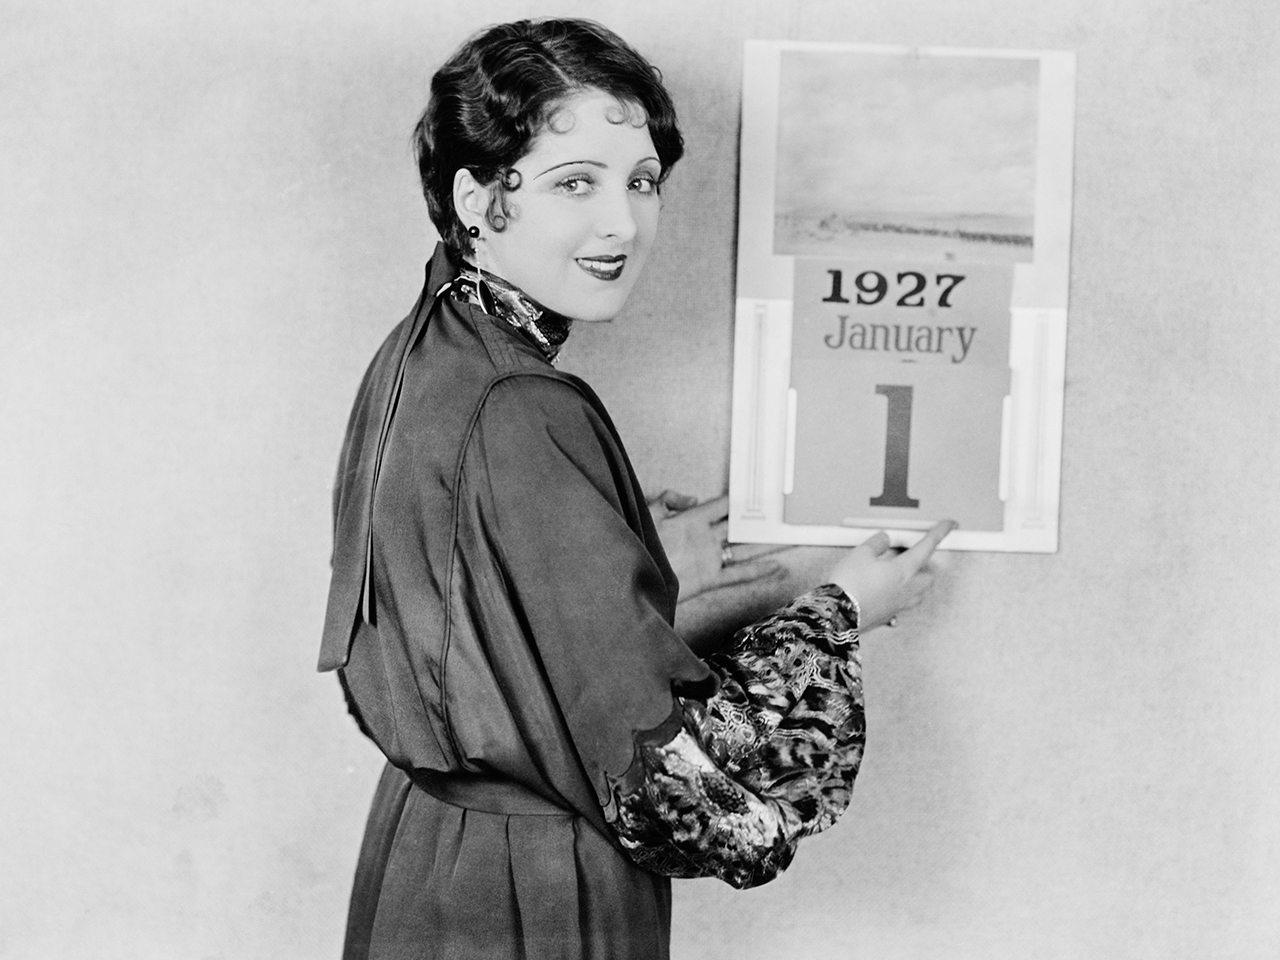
[729,41,1076,552]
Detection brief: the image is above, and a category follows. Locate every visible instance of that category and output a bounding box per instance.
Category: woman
[319,18,951,960]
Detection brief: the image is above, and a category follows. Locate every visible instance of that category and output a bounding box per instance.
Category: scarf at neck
[451,266,573,363]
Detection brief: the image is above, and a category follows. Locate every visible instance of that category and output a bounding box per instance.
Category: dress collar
[452,264,573,363]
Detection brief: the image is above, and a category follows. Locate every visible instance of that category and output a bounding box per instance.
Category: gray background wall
[3,0,1278,957]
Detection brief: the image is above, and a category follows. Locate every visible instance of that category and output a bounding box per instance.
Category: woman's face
[471,90,663,322]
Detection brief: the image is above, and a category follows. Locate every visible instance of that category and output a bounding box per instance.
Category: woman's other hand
[827,521,957,631]
[648,492,785,601]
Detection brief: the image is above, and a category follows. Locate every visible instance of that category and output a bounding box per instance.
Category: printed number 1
[870,384,919,508]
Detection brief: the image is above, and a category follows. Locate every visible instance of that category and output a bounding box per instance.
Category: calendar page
[785,259,1012,531]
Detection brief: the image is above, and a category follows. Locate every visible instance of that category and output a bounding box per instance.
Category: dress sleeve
[469,375,717,810]
[609,585,865,889]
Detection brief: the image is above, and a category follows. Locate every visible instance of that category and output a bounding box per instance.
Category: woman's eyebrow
[532,155,661,180]
[533,160,606,180]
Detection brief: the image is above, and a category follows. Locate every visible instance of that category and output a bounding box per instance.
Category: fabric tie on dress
[409,769,568,817]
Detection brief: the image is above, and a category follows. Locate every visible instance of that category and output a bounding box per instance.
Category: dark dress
[320,246,865,959]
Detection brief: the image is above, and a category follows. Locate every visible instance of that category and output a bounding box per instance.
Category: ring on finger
[720,542,735,567]
[886,616,899,628]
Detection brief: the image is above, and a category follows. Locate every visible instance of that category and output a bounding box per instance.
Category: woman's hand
[827,521,956,630]
[647,492,786,601]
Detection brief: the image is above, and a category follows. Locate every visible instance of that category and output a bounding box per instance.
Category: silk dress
[320,245,866,959]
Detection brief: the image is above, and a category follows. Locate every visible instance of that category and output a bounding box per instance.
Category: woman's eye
[629,175,657,195]
[557,175,594,195]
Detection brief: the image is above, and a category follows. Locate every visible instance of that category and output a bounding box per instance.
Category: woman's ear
[453,168,489,233]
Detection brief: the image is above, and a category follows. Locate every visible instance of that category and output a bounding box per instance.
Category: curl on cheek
[484,187,520,231]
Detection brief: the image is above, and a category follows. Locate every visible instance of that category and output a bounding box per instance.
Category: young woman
[319,18,951,960]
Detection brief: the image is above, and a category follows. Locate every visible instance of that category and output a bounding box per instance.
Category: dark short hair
[413,18,684,260]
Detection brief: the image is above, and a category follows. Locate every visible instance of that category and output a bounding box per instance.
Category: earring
[464,225,495,314]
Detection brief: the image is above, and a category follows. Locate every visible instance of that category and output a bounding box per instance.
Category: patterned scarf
[450,266,573,363]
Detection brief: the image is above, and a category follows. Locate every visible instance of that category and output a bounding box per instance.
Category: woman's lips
[575,255,626,281]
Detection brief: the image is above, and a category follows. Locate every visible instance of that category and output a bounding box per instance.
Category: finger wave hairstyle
[413,18,685,260]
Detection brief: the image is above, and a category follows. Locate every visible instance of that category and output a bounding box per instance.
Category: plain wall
[3,1,1278,957]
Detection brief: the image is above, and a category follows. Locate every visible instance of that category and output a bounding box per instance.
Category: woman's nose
[595,185,638,242]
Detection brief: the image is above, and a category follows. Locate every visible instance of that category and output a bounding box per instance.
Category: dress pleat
[508,815,580,960]
[568,820,670,960]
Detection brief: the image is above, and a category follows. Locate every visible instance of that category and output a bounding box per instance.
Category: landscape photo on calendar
[773,48,1040,264]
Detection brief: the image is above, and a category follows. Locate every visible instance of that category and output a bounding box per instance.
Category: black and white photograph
[2,2,1278,959]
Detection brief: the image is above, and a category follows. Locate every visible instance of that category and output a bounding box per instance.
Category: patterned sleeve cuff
[612,725,802,888]
[607,584,867,886]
